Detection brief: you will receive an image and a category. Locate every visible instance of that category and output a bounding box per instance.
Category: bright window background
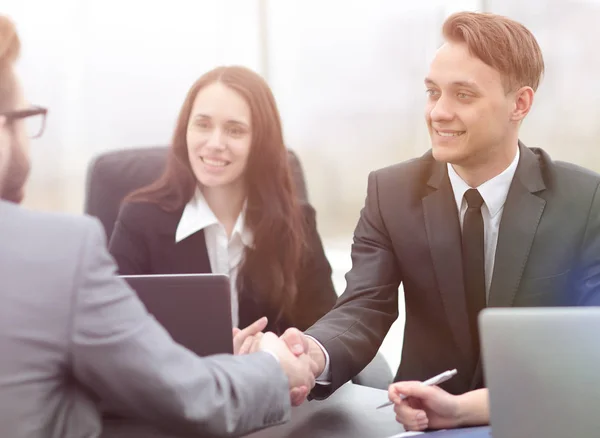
[4,0,600,373]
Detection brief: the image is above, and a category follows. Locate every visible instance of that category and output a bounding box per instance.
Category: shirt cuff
[260,349,280,364]
[305,335,331,385]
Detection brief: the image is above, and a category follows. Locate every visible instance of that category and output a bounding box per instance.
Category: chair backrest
[84,146,309,240]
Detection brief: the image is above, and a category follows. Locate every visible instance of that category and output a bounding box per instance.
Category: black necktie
[462,188,486,358]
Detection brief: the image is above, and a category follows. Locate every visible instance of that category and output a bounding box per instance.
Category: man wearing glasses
[0,15,315,438]
[0,105,46,203]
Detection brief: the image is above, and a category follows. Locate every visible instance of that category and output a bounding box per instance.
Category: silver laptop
[122,274,233,356]
[480,307,600,438]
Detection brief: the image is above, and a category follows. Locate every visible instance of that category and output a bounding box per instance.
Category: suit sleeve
[305,171,401,398]
[293,204,338,331]
[576,181,600,306]
[108,203,150,275]
[70,218,291,437]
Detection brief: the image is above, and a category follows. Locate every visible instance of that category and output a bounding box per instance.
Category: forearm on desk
[456,388,490,427]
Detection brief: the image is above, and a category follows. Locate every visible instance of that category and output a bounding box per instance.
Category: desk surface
[246,382,405,438]
[247,384,490,438]
[102,383,491,438]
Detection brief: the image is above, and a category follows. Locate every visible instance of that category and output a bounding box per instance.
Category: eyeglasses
[0,106,48,139]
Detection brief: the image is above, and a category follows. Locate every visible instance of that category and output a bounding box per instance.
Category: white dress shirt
[175,187,253,328]
[315,148,520,383]
[447,147,520,298]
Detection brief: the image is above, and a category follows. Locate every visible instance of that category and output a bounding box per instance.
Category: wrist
[453,393,468,428]
[307,338,326,375]
[454,388,490,427]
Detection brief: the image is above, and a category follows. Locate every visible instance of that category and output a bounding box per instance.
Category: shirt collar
[447,147,520,218]
[175,187,253,246]
[231,205,252,247]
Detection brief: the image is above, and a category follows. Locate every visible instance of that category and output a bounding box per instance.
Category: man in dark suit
[280,11,600,428]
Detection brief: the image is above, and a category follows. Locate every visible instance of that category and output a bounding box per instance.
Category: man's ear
[0,115,9,159]
[511,86,534,122]
[0,115,10,192]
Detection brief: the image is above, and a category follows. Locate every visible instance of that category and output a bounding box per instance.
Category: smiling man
[278,10,600,430]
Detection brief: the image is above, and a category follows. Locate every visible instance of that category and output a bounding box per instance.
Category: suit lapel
[170,230,212,274]
[155,208,213,274]
[488,143,546,307]
[422,161,473,361]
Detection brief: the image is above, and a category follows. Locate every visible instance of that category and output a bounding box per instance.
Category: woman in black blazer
[108,66,337,347]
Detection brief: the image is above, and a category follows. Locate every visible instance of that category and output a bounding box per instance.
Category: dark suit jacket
[306,144,600,397]
[108,201,338,334]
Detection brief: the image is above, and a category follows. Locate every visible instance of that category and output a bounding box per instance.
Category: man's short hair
[442,12,544,92]
[0,15,20,112]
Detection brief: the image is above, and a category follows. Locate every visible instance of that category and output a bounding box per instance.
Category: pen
[376,368,458,409]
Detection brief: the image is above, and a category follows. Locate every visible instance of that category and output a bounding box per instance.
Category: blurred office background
[4,0,600,373]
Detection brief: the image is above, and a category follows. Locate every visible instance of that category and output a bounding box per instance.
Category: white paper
[386,431,425,437]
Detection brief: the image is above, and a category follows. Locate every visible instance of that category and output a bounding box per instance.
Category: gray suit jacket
[307,144,600,397]
[0,200,290,438]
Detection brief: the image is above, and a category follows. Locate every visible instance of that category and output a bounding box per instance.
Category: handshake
[232,317,476,432]
[232,317,325,406]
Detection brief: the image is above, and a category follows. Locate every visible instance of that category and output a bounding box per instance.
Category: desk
[247,382,405,438]
[101,383,491,438]
[247,383,490,438]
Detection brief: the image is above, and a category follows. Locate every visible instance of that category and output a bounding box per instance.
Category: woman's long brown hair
[126,66,306,325]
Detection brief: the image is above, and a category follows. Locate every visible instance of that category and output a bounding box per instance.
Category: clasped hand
[232,318,320,406]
